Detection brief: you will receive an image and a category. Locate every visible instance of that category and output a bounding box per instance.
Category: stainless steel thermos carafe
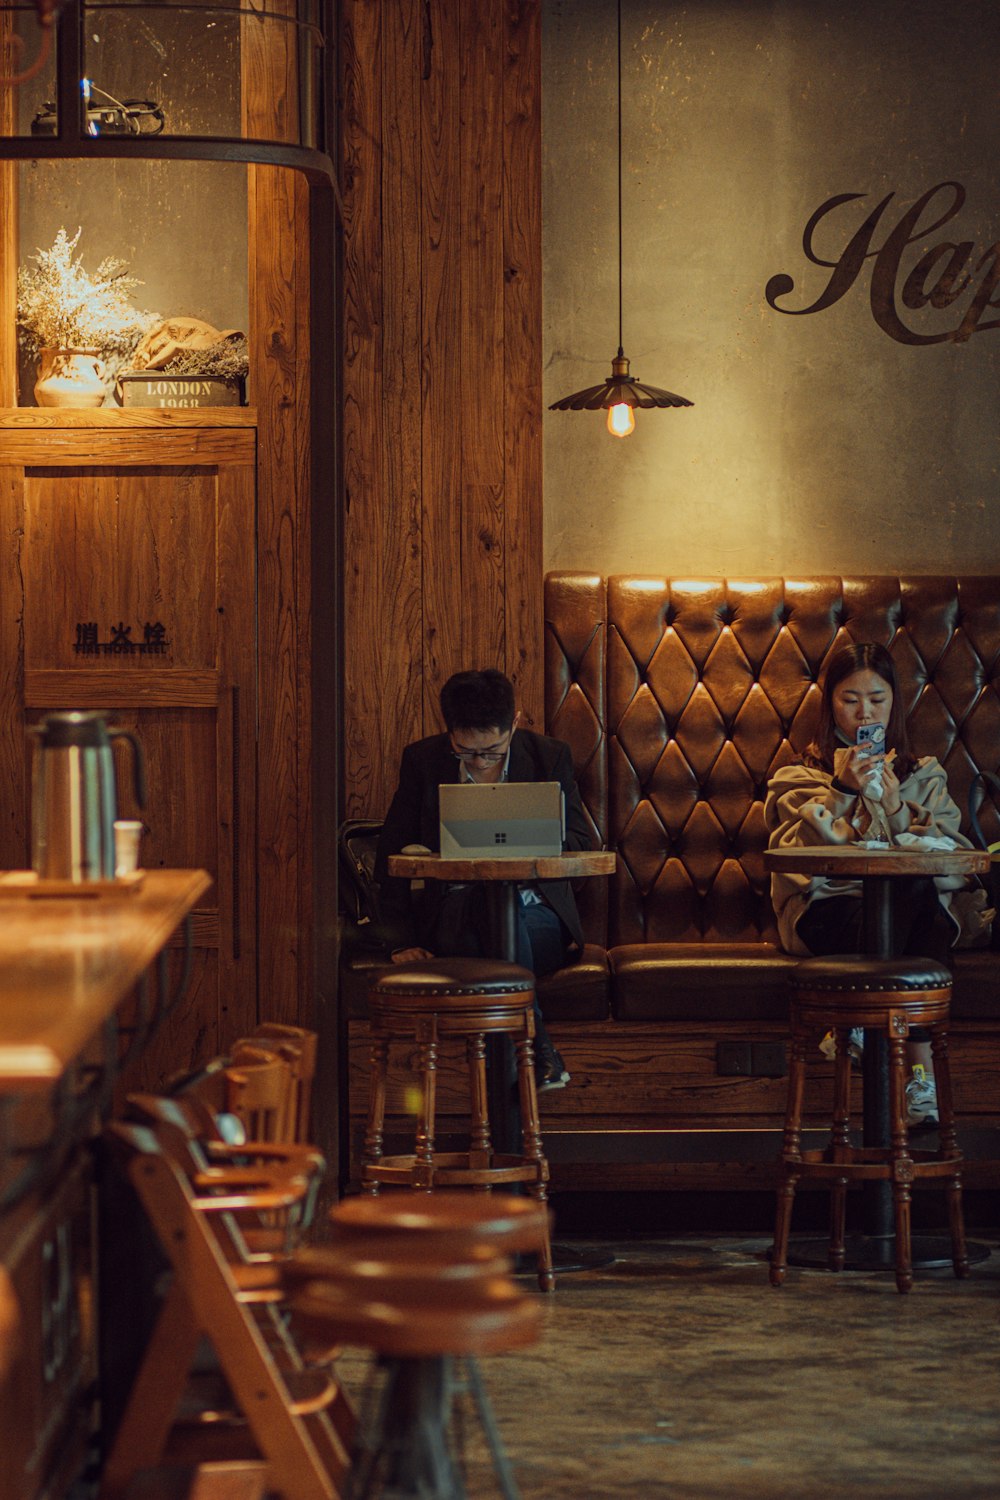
[29,711,146,881]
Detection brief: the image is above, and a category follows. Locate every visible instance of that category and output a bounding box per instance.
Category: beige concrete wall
[542,0,1000,576]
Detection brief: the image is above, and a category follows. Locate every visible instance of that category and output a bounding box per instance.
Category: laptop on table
[438,781,565,859]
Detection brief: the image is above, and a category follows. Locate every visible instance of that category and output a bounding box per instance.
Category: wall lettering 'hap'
[765,182,1000,346]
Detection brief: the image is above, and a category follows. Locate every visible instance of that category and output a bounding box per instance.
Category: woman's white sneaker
[905,1064,939,1127]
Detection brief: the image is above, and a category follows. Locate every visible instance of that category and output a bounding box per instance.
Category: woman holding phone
[764,641,976,1126]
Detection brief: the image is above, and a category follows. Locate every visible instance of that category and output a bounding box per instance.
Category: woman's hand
[837,744,903,814]
[836,741,885,795]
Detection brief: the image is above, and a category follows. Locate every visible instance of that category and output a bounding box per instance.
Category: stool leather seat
[371,957,535,998]
[792,956,952,990]
[771,954,968,1294]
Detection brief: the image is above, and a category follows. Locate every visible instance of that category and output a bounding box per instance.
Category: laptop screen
[438,781,565,859]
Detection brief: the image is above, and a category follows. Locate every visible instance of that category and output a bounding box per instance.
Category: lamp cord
[616,0,623,357]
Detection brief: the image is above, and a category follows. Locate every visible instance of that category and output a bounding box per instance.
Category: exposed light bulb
[607,402,635,438]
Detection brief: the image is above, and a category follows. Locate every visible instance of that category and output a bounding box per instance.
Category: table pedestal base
[782,1233,991,1273]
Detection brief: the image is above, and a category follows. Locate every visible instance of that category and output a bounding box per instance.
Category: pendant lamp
[549,0,692,438]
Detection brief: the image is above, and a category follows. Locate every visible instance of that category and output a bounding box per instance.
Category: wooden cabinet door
[0,422,257,1084]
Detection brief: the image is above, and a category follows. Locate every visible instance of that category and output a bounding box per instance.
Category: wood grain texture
[214,459,258,1042]
[376,0,423,794]
[3,425,257,1096]
[0,409,257,429]
[339,0,386,819]
[765,847,990,879]
[115,946,221,1097]
[0,465,27,868]
[502,0,544,728]
[249,162,310,1027]
[22,466,217,670]
[25,670,221,707]
[348,1017,1000,1190]
[459,3,506,679]
[340,0,544,817]
[0,429,255,466]
[421,0,464,721]
[242,0,298,145]
[0,10,15,407]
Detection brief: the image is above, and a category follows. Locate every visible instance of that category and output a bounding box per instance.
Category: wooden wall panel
[502,0,544,726]
[377,0,423,777]
[249,163,312,1027]
[0,10,16,406]
[0,428,257,1090]
[458,1,506,693]
[341,0,389,816]
[243,0,314,1028]
[340,0,544,817]
[421,0,465,717]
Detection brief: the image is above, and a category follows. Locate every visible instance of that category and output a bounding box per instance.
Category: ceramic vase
[34,349,106,408]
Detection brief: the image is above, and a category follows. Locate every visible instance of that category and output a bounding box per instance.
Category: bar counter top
[0,868,210,1093]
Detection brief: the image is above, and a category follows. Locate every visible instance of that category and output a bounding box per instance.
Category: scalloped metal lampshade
[548,351,692,413]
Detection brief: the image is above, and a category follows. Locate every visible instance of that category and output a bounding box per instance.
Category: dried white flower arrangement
[16,228,156,362]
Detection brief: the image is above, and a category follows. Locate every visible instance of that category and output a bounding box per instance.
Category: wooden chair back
[99,1123,353,1500]
[250,1025,318,1143]
[224,1053,296,1143]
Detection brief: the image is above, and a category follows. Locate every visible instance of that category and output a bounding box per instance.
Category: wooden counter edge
[0,868,212,1091]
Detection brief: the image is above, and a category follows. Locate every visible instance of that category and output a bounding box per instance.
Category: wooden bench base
[347,1018,1000,1192]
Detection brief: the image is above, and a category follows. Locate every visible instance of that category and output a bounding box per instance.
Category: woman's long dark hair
[805,642,915,779]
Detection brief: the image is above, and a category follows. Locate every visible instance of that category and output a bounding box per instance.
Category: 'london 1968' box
[118,374,246,408]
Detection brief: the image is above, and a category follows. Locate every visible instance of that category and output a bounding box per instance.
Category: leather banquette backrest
[545,574,1000,951]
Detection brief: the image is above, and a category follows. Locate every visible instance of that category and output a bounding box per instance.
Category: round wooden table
[387,851,617,966]
[765,843,990,1270]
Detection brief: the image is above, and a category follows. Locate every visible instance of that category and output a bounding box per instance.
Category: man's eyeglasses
[450,732,512,764]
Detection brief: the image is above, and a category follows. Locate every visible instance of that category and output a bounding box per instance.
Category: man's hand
[391,946,435,964]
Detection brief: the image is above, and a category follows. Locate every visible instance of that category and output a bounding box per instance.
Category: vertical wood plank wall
[339,0,543,818]
[0,11,16,405]
[245,7,315,1026]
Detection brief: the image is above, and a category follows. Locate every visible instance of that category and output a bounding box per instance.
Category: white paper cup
[114,820,144,877]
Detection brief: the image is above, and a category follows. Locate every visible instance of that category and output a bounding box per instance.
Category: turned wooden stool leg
[414,1015,439,1190]
[829,1031,853,1271]
[771,1020,807,1287]
[467,1031,492,1176]
[515,1020,554,1293]
[889,1025,915,1293]
[362,1031,390,1195]
[930,1024,970,1278]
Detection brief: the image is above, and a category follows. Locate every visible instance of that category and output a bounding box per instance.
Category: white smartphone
[856,723,886,757]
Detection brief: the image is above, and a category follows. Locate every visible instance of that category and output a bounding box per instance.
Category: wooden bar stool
[361,959,554,1292]
[770,955,969,1294]
[282,1237,542,1500]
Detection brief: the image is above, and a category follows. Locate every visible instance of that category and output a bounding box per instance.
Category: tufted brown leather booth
[544,573,1000,1025]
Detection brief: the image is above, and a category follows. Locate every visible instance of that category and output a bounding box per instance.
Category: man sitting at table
[375,668,592,1092]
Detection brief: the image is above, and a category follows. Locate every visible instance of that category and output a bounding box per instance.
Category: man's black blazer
[375,728,592,953]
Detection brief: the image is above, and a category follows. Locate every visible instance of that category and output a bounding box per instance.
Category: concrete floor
[345,1219,1000,1500]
